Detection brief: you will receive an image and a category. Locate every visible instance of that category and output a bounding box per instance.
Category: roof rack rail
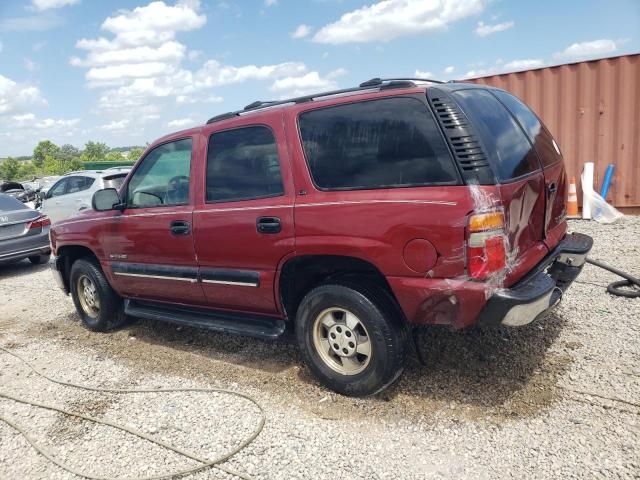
[359,77,444,87]
[205,77,438,124]
[244,100,279,111]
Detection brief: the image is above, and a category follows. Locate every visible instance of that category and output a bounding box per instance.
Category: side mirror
[92,188,122,211]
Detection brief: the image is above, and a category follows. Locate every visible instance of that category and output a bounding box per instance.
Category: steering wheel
[166,175,189,204]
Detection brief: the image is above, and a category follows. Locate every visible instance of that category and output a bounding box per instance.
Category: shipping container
[465,54,640,209]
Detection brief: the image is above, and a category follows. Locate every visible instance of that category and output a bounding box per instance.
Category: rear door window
[298,97,459,190]
[492,90,561,168]
[206,126,284,202]
[452,89,540,182]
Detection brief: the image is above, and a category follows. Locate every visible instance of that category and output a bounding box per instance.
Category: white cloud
[0,74,47,115]
[503,58,544,71]
[34,117,80,129]
[414,69,434,78]
[313,0,485,44]
[474,20,513,36]
[291,24,312,39]
[100,1,206,41]
[167,117,195,128]
[270,68,346,97]
[0,14,64,31]
[264,0,278,6]
[444,65,455,74]
[462,57,545,78]
[13,113,36,122]
[32,0,79,11]
[24,58,38,72]
[101,119,130,131]
[194,59,307,88]
[553,39,617,60]
[188,49,203,61]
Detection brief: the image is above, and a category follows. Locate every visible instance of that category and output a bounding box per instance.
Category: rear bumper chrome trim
[477,232,593,328]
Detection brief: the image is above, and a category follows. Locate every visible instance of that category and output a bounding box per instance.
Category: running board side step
[124,299,286,340]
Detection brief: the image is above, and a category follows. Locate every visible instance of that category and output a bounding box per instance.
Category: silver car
[40,169,130,224]
[0,193,51,265]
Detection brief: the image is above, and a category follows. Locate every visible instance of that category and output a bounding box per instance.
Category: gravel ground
[1,218,638,479]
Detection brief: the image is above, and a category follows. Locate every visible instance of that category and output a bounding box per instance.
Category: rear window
[492,90,562,168]
[298,97,458,190]
[0,193,27,211]
[453,89,540,182]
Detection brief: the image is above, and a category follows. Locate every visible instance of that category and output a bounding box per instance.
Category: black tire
[295,281,408,396]
[69,258,127,332]
[28,254,49,265]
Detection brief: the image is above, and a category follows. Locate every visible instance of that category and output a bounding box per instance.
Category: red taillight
[28,215,51,230]
[467,211,506,280]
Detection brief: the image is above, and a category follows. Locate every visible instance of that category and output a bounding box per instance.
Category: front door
[101,137,206,305]
[192,114,295,315]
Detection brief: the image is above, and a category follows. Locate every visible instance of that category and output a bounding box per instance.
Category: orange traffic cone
[567,176,579,218]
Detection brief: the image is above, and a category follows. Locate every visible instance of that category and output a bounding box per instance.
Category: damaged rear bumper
[476,232,593,327]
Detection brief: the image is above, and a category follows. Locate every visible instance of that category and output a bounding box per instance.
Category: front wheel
[69,258,127,332]
[295,282,408,396]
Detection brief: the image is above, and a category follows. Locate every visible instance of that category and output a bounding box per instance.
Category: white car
[41,169,130,224]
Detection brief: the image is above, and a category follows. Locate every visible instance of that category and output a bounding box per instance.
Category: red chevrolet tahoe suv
[50,78,593,396]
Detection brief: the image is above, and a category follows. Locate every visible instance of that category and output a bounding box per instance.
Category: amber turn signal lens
[468,211,504,232]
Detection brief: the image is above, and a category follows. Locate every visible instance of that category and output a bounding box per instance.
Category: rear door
[192,113,295,315]
[452,88,546,263]
[58,175,96,219]
[491,90,567,248]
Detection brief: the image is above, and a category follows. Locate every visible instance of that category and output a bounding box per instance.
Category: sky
[0,0,638,157]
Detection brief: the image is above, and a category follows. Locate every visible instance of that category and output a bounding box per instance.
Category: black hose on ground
[585,258,640,298]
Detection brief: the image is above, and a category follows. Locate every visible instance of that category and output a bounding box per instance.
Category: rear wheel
[28,254,49,265]
[69,258,127,332]
[296,282,408,396]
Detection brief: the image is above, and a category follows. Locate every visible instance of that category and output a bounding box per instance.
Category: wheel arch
[278,254,404,324]
[57,244,101,292]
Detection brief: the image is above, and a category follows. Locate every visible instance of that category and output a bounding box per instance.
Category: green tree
[17,162,38,180]
[57,144,81,162]
[0,157,21,180]
[43,154,62,175]
[105,151,123,162]
[81,141,109,162]
[33,140,60,168]
[127,147,144,161]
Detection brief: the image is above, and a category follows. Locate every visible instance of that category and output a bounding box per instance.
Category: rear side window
[453,89,540,182]
[103,174,127,190]
[206,126,284,202]
[492,90,561,168]
[298,97,458,190]
[66,176,95,194]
